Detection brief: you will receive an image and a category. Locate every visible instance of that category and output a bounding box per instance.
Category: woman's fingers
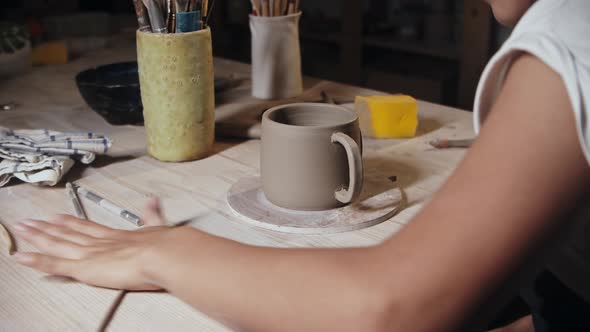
[141,197,166,227]
[47,214,119,238]
[13,223,89,259]
[20,219,100,246]
[13,252,76,277]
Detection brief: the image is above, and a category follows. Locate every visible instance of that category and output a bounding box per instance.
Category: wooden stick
[273,0,281,16]
[261,0,269,16]
[250,0,259,15]
[96,290,127,332]
[202,0,209,19]
[294,0,300,13]
[269,0,275,16]
[429,138,473,149]
[280,0,288,15]
[287,0,294,14]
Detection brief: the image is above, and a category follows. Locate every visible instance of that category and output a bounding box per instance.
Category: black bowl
[76,62,239,125]
[76,62,144,125]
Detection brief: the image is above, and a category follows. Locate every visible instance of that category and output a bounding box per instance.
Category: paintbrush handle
[132,0,152,31]
[202,0,209,18]
[143,0,168,32]
[261,0,270,16]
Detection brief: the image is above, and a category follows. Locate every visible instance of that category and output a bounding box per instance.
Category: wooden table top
[0,42,474,331]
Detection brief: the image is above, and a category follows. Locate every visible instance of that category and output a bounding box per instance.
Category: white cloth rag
[0,126,112,187]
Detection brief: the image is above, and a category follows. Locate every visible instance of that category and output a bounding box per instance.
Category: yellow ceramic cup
[136,28,215,162]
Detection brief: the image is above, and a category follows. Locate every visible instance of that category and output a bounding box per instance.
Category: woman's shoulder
[512,0,590,44]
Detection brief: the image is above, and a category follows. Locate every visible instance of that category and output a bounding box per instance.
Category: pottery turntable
[226,175,404,234]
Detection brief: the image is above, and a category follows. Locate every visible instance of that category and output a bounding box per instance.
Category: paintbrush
[429,138,473,149]
[175,0,190,12]
[167,0,176,32]
[142,0,168,32]
[202,0,209,22]
[131,0,152,31]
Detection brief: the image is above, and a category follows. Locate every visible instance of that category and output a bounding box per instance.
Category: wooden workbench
[0,41,474,331]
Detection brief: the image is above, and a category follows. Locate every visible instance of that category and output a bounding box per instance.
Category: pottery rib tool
[0,221,16,255]
[429,138,473,149]
[66,182,87,220]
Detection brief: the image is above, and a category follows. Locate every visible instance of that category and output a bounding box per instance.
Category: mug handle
[331,132,364,204]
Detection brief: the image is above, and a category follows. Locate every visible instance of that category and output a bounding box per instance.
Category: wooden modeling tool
[294,0,300,13]
[429,138,473,149]
[280,0,288,15]
[287,0,295,14]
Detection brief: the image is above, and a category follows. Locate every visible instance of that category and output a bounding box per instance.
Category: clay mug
[261,103,363,211]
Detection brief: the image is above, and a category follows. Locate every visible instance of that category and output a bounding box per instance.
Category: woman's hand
[11,197,174,291]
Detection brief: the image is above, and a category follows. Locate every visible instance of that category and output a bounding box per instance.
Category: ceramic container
[261,103,363,211]
[136,28,215,162]
[250,12,303,100]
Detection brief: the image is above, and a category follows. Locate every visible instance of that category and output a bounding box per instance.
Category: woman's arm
[12,54,590,331]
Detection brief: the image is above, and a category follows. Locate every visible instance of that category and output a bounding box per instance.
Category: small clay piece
[0,223,16,255]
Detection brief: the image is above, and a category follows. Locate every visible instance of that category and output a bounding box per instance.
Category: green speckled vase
[137,28,215,162]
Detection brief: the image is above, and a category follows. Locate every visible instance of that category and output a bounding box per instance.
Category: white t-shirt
[473,0,590,301]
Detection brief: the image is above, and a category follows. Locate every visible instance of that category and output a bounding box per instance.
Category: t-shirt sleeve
[473,32,590,166]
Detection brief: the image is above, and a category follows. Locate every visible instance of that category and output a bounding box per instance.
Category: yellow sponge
[31,41,68,66]
[354,95,418,138]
